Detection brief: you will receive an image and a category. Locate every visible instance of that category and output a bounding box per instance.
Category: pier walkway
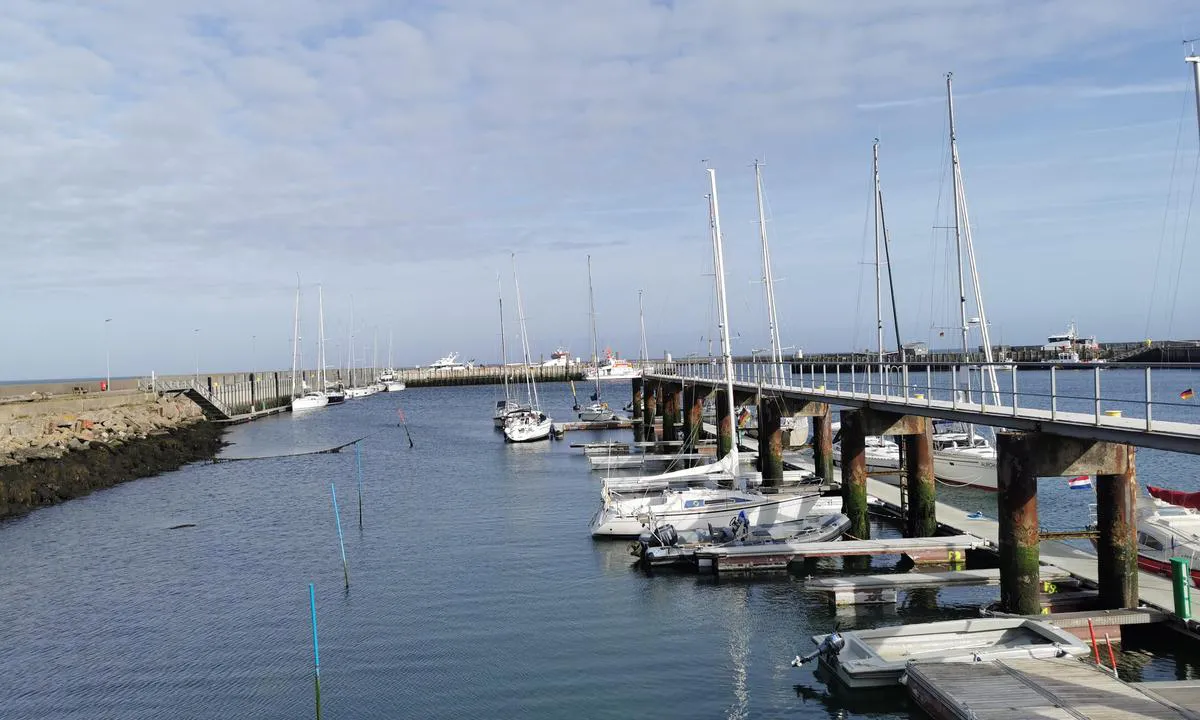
[654,360,1200,454]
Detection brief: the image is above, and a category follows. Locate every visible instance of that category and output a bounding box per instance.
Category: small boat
[383,381,405,392]
[291,390,329,411]
[634,511,850,570]
[796,618,1087,689]
[502,254,553,443]
[589,485,830,537]
[578,256,619,421]
[324,384,346,404]
[345,385,374,399]
[1094,489,1200,587]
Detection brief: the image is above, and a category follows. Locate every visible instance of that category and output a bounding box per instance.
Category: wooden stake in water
[355,442,364,530]
[309,583,322,720]
[331,484,350,589]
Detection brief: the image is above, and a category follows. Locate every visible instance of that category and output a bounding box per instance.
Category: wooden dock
[694,534,987,573]
[906,656,1198,720]
[553,419,633,432]
[809,567,1073,606]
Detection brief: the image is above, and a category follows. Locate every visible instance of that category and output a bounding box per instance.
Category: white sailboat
[344,298,379,398]
[579,255,617,422]
[381,330,405,391]
[753,160,785,385]
[493,274,524,427]
[590,168,821,536]
[504,254,552,443]
[292,279,329,412]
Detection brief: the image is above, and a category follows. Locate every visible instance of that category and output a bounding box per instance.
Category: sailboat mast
[587,255,601,400]
[877,142,905,364]
[638,290,648,369]
[947,73,975,402]
[707,168,738,469]
[948,73,999,402]
[497,274,511,402]
[317,284,326,392]
[872,141,885,371]
[1189,51,1200,146]
[754,160,783,384]
[511,253,538,410]
[291,275,301,398]
[348,296,355,388]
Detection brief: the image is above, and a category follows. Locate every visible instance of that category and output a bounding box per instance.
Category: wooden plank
[809,567,1071,592]
[697,534,985,560]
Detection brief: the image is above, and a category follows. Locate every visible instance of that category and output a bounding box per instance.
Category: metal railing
[655,359,1200,435]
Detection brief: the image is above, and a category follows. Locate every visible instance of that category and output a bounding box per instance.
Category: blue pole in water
[355,442,364,530]
[331,484,350,589]
[309,583,322,720]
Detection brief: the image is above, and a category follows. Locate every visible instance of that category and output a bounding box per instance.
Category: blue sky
[2,0,1200,380]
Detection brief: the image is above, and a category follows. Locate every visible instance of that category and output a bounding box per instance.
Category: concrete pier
[996,432,1041,616]
[839,410,869,541]
[716,391,733,459]
[662,385,679,444]
[904,417,937,538]
[1097,446,1139,609]
[812,407,835,484]
[631,378,644,443]
[642,378,658,444]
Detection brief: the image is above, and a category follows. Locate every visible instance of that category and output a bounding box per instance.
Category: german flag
[1181,388,1195,401]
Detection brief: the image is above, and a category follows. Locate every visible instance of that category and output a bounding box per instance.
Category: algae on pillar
[812,408,835,484]
[904,417,937,538]
[1096,446,1138,609]
[996,432,1041,616]
[757,396,784,488]
[642,379,658,444]
[839,410,869,541]
[631,378,644,443]
[716,391,733,459]
[662,385,679,443]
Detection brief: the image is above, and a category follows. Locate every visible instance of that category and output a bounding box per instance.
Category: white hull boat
[932,428,997,490]
[578,401,617,422]
[636,512,851,569]
[584,354,642,381]
[801,618,1087,689]
[504,410,552,443]
[345,386,374,399]
[291,391,329,411]
[1092,490,1200,587]
[589,486,831,537]
[383,381,405,392]
[493,399,525,428]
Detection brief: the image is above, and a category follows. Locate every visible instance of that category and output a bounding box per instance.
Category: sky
[3,0,1200,380]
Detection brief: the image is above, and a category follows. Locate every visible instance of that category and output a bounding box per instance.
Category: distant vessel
[541,348,572,368]
[1042,321,1098,353]
[584,349,641,381]
[579,256,617,422]
[503,255,553,443]
[430,352,468,371]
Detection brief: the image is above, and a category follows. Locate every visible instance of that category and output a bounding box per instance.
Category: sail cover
[1147,485,1200,510]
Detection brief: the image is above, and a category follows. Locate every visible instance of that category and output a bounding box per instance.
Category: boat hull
[291,394,329,411]
[590,492,824,537]
[578,404,617,422]
[932,451,997,490]
[504,414,553,443]
[383,381,406,392]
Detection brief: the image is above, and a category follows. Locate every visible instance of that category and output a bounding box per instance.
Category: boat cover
[1147,485,1200,510]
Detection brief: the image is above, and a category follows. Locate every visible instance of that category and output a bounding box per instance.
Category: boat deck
[906,657,1198,720]
[809,567,1073,606]
[694,534,987,573]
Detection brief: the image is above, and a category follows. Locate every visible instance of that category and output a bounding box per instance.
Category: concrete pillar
[758,396,784,488]
[839,410,869,540]
[1097,446,1138,609]
[642,379,657,444]
[716,391,733,459]
[662,385,679,443]
[904,417,937,538]
[681,385,698,454]
[812,407,834,484]
[631,378,644,443]
[996,432,1041,616]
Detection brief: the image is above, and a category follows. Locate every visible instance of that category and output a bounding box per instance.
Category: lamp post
[104,318,112,391]
[193,328,200,385]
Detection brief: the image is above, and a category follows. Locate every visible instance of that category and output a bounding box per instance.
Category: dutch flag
[1068,475,1093,490]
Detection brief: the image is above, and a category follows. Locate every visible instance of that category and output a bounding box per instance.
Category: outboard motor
[729,510,750,541]
[791,626,845,667]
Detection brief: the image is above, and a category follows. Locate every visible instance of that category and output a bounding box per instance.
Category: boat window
[1138,532,1164,551]
[683,499,705,508]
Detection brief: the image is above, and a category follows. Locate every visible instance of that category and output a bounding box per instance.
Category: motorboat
[383,381,406,392]
[589,484,832,537]
[634,511,851,570]
[1043,321,1098,354]
[503,409,552,443]
[584,350,642,381]
[541,347,572,368]
[797,618,1087,689]
[1098,488,1200,587]
[291,390,329,411]
[324,384,346,404]
[345,385,375,399]
[430,352,468,371]
[578,400,616,422]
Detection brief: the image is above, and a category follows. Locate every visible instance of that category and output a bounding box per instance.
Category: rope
[210,430,385,463]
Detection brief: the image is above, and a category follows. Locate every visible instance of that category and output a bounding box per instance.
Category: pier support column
[813,407,835,485]
[757,396,784,488]
[1097,447,1138,609]
[904,417,937,538]
[839,410,869,541]
[631,378,644,443]
[716,391,733,459]
[642,379,658,444]
[662,385,679,443]
[997,432,1041,616]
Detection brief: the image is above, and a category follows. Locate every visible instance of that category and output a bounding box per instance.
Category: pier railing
[652,359,1200,453]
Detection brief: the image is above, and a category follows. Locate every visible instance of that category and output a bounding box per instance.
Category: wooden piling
[662,385,679,443]
[1097,446,1138,609]
[642,378,658,444]
[631,378,644,443]
[812,407,835,484]
[839,410,869,541]
[996,432,1041,616]
[758,396,784,488]
[904,417,937,538]
[716,390,733,459]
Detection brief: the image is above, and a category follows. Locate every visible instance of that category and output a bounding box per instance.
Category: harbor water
[2,373,1199,718]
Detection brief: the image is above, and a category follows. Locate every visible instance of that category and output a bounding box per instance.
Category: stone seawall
[0,393,225,519]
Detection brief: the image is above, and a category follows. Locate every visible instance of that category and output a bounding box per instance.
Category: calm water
[2,377,1199,719]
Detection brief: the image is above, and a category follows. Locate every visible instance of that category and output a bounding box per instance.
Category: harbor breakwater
[0,392,222,519]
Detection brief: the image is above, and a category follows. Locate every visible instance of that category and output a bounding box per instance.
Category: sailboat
[589,168,823,536]
[503,254,553,443]
[579,256,617,422]
[292,279,330,412]
[344,298,378,398]
[493,274,524,427]
[381,329,406,391]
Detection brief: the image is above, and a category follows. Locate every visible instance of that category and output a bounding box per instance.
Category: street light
[104,318,112,391]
